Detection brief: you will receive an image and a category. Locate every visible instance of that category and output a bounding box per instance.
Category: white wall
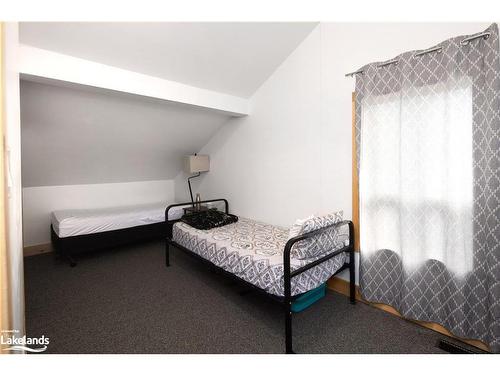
[23,179,175,247]
[20,67,231,248]
[20,79,229,187]
[175,25,323,222]
[176,22,493,283]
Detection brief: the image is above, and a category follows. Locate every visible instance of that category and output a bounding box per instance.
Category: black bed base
[51,221,166,266]
[165,199,356,354]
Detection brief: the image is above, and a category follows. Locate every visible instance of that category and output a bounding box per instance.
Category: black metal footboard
[283,220,355,353]
[164,200,356,354]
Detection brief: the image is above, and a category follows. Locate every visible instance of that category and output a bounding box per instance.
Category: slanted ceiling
[19,22,318,189]
[19,22,317,98]
[20,80,230,187]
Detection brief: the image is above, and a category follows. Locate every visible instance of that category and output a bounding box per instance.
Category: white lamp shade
[185,155,210,173]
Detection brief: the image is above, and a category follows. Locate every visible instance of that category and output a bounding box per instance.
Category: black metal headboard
[164,199,229,238]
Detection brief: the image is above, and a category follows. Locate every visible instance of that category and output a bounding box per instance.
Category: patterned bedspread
[172,217,348,296]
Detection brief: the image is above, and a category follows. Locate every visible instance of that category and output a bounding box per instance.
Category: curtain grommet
[461,32,491,46]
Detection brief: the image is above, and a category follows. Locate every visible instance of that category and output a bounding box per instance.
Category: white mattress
[51,202,188,238]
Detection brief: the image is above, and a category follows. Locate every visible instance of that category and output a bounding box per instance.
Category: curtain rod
[345,31,491,78]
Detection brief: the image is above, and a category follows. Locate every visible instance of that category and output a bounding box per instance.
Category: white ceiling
[19,22,317,98]
[21,80,229,187]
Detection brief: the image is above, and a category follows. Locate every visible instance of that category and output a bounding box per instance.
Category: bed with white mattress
[51,203,185,238]
[172,217,348,297]
[165,199,356,354]
[51,202,188,266]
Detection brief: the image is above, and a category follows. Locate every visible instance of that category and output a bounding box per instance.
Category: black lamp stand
[187,172,201,206]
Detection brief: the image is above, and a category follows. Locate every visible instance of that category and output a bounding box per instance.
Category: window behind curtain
[359,75,473,276]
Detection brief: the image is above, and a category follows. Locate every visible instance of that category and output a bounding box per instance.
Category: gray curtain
[355,24,500,352]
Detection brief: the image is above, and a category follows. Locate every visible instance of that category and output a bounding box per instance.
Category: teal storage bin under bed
[291,283,326,312]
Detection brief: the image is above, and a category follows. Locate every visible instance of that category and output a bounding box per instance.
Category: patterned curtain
[355,24,500,352]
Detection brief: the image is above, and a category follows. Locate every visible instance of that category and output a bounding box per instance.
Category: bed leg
[67,254,77,267]
[165,241,170,267]
[349,249,356,305]
[285,301,294,354]
[283,243,295,353]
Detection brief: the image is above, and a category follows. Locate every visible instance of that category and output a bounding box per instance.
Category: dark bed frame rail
[164,199,356,354]
[52,221,167,267]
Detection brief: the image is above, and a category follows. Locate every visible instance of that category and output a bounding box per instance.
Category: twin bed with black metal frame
[165,198,356,354]
[50,203,185,266]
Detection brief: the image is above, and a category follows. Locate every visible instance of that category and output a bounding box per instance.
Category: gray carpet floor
[24,240,466,354]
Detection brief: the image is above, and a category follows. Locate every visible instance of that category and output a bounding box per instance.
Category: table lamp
[185,154,210,205]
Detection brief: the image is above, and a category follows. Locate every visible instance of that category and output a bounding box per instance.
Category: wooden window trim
[352,92,360,252]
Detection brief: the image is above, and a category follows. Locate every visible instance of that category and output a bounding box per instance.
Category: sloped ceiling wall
[20,80,230,187]
[19,22,317,98]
